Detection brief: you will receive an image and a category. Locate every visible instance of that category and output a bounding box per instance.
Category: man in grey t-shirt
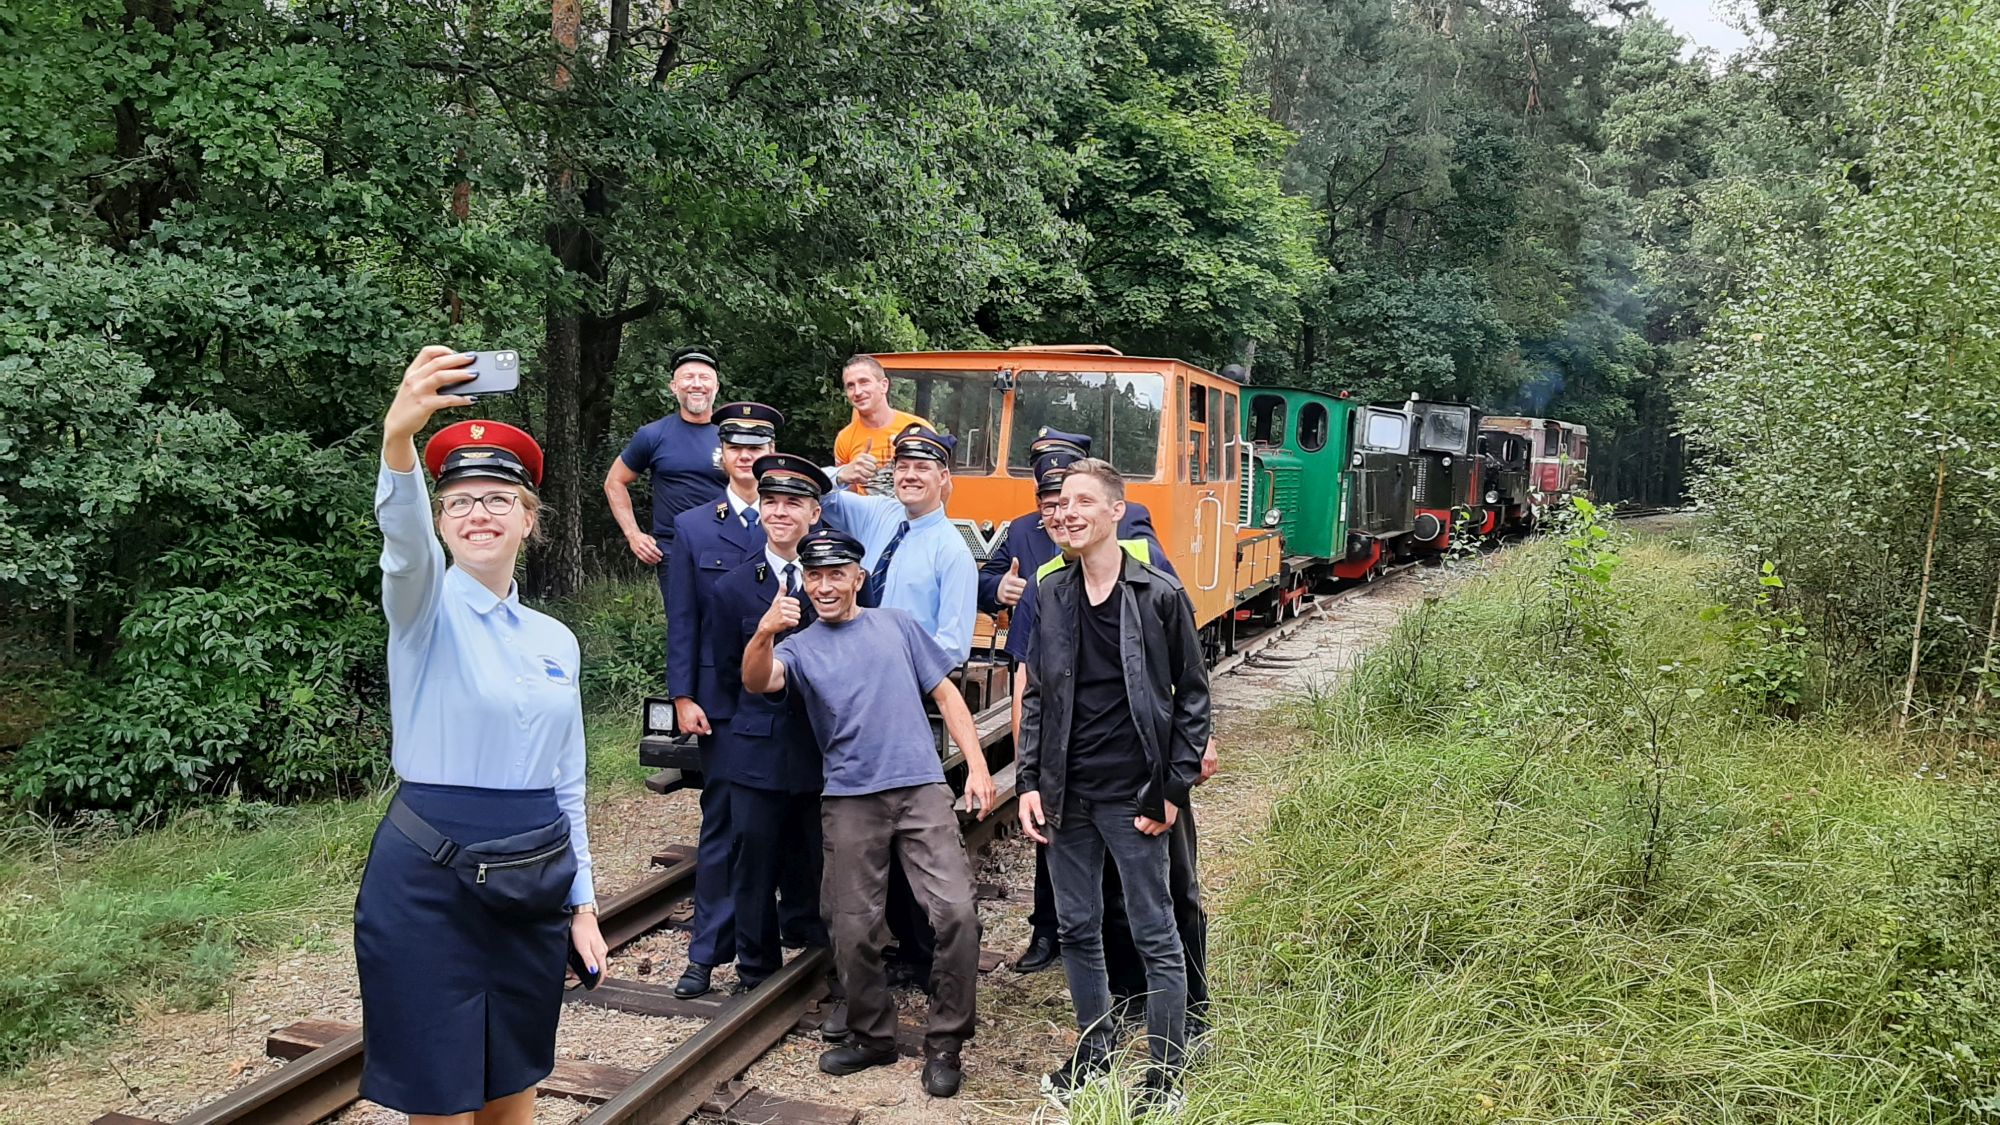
[742,529,996,1100]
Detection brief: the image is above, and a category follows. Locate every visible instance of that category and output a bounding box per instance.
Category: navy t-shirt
[619,415,725,540]
[774,608,956,797]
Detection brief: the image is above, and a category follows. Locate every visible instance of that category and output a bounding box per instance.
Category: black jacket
[1017,550,1210,827]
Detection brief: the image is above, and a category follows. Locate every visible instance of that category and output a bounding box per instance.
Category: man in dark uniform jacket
[665,401,780,998]
[978,429,1173,974]
[710,453,834,990]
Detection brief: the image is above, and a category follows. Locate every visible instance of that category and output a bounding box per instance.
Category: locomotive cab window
[1223,392,1238,479]
[1360,408,1411,454]
[1250,395,1284,444]
[1007,369,1164,480]
[1419,405,1473,455]
[1206,387,1224,482]
[1298,402,1330,452]
[890,369,1001,473]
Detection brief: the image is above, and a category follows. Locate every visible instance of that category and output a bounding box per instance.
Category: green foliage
[1188,537,1978,1121]
[1879,768,2000,1120]
[1686,5,2000,706]
[1703,561,1815,715]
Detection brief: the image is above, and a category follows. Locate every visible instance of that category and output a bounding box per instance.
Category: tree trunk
[1898,450,1949,737]
[532,0,586,601]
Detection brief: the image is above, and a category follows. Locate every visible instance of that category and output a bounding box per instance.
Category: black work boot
[818,1000,851,1042]
[819,1041,899,1076]
[921,1046,964,1097]
[673,962,713,999]
[1012,928,1060,974]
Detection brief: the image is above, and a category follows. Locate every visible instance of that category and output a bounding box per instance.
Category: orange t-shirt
[834,409,931,495]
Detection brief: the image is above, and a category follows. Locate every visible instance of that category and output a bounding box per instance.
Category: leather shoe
[673,962,713,999]
[730,973,768,995]
[819,1042,898,1076]
[819,1000,850,1042]
[1012,929,1060,974]
[921,1048,964,1097]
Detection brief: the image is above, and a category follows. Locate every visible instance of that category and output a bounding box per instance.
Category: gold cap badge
[469,424,486,440]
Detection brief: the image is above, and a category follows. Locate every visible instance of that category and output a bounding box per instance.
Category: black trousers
[1030,802,1207,1020]
[729,783,826,979]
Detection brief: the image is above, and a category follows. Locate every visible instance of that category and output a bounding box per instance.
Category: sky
[1645,0,1757,57]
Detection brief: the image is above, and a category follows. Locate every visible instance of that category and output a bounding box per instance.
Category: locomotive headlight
[1350,453,1363,468]
[645,697,674,736]
[1442,456,1453,467]
[1485,490,1499,504]
[1263,508,1282,528]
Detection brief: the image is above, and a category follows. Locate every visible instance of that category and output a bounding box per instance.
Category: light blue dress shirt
[819,491,978,663]
[375,461,594,906]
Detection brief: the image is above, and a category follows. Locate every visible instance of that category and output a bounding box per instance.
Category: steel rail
[579,948,832,1124]
[99,852,702,1125]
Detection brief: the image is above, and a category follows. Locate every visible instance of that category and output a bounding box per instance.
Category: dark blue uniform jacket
[710,556,824,794]
[666,497,766,723]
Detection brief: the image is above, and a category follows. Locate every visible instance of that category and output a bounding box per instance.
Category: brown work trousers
[821,783,980,1054]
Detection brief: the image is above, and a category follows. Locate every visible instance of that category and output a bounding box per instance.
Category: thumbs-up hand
[759,584,802,636]
[997,556,1027,606]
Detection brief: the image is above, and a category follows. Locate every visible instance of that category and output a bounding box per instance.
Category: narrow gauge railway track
[88,848,848,1125]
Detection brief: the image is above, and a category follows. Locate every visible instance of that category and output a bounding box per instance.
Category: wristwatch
[570,901,598,916]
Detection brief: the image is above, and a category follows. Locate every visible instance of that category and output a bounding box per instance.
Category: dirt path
[0,564,1466,1125]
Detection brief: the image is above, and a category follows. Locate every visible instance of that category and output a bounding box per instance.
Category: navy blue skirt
[354,782,571,1114]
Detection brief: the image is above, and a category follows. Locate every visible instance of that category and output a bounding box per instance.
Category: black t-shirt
[1065,583,1150,801]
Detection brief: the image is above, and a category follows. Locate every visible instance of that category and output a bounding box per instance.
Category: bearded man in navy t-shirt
[604,346,729,613]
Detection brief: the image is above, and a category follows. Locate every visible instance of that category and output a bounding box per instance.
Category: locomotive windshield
[1419,405,1474,455]
[889,369,1002,473]
[1360,408,1410,453]
[1009,370,1165,480]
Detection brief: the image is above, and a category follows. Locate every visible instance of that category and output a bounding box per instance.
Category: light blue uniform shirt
[819,491,977,664]
[375,461,594,906]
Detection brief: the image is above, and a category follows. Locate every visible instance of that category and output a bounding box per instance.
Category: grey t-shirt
[774,607,956,797]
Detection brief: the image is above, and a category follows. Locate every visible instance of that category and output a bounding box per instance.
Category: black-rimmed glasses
[439,492,520,518]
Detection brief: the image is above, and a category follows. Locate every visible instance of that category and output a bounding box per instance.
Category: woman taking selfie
[355,345,607,1123]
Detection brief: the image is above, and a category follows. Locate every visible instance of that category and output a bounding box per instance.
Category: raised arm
[378,347,476,642]
[742,587,800,695]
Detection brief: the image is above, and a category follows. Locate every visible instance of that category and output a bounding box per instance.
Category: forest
[3,0,1998,817]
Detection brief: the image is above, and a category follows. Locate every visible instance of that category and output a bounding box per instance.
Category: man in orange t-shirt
[833,355,931,496]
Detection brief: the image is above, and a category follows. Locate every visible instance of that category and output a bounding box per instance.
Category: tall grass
[1146,538,1984,1123]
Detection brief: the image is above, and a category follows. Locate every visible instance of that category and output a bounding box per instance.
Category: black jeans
[1047,794,1186,1070]
[1031,808,1209,1027]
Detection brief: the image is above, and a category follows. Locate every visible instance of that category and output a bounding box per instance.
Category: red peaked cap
[423,419,545,489]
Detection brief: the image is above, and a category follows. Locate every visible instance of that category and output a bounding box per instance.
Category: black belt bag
[388,794,577,920]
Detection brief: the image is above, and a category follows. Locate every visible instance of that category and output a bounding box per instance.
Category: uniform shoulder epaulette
[714,501,729,521]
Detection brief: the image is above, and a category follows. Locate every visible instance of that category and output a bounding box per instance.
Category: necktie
[782,562,798,594]
[743,507,760,530]
[861,521,910,608]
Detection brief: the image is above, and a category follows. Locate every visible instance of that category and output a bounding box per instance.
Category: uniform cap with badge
[797,529,867,569]
[423,420,544,489]
[891,423,956,465]
[754,453,832,499]
[1029,429,1092,495]
[717,401,783,446]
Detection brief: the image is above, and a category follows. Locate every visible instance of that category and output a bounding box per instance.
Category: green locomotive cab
[1243,388,1355,562]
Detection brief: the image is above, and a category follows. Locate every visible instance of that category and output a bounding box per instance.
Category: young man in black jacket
[1016,458,1211,1109]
